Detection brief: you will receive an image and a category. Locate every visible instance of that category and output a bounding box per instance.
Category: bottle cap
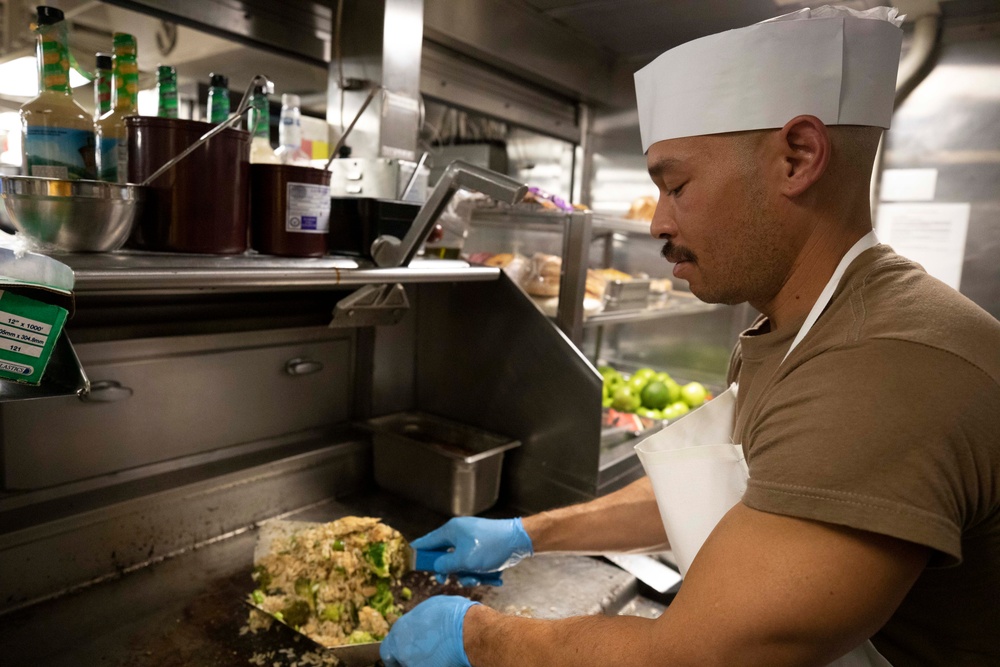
[96,53,113,70]
[282,93,301,108]
[253,83,269,96]
[36,6,65,26]
[158,64,176,79]
[210,73,229,88]
[113,32,137,56]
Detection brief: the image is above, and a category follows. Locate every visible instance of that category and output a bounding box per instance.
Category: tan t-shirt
[729,245,1000,666]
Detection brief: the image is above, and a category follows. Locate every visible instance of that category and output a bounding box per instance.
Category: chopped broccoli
[252,565,272,590]
[368,579,396,617]
[364,541,390,577]
[347,630,377,644]
[332,539,345,551]
[250,589,265,605]
[281,599,311,629]
[321,603,343,622]
[294,577,312,597]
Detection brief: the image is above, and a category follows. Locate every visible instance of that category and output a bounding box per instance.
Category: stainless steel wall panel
[371,287,418,417]
[413,276,603,511]
[2,327,354,489]
[328,0,424,160]
[423,0,617,106]
[882,15,1000,318]
[420,43,581,144]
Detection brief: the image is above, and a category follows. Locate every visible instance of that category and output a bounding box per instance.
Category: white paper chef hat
[635,6,905,153]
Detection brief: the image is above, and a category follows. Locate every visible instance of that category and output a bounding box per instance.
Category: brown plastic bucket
[249,164,331,258]
[126,117,250,254]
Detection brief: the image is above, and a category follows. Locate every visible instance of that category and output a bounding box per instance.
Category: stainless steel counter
[56,252,500,296]
[0,491,664,667]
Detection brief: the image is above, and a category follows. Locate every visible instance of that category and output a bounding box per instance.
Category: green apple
[611,385,642,412]
[626,374,649,394]
[663,401,691,421]
[680,382,708,408]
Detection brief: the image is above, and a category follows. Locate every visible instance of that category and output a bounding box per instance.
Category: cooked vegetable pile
[248,517,412,647]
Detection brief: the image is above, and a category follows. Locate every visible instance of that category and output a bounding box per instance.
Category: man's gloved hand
[411,517,534,586]
[379,595,479,667]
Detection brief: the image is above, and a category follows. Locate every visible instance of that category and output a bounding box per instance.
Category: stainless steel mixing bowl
[0,175,145,253]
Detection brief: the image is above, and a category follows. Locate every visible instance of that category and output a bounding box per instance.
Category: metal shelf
[56,251,500,295]
[583,293,724,327]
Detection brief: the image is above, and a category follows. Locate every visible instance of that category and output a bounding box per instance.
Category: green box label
[0,290,68,384]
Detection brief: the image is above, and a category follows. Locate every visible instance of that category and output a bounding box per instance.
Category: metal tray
[364,411,521,516]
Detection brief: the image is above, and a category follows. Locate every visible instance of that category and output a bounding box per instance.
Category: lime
[680,382,708,408]
[635,407,657,419]
[611,385,642,412]
[663,401,691,420]
[602,396,614,408]
[640,381,671,410]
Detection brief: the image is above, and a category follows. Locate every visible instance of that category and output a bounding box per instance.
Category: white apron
[635,232,890,666]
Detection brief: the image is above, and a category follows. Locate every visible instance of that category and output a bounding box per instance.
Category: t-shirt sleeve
[742,339,1000,566]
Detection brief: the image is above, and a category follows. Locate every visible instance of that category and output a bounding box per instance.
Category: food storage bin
[328,197,419,260]
[365,411,520,516]
[126,116,251,254]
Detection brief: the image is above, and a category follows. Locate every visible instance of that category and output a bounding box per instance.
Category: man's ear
[777,115,831,198]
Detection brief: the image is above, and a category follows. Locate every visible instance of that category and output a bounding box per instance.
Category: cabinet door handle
[80,380,134,403]
[285,358,324,376]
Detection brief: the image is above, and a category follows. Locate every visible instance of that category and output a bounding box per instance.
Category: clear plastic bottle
[274,94,310,166]
[156,65,178,119]
[248,84,278,164]
[19,6,96,180]
[207,73,230,123]
[93,53,113,121]
[95,32,138,183]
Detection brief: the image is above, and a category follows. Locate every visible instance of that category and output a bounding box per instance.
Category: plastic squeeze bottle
[95,33,138,183]
[274,94,310,166]
[207,73,230,123]
[93,52,113,120]
[19,6,96,180]
[248,84,278,164]
[156,65,178,119]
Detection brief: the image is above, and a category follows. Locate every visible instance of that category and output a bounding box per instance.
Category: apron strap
[781,230,878,365]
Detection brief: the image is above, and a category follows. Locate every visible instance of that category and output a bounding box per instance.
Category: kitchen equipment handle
[398,151,428,200]
[285,358,324,376]
[370,160,528,268]
[324,86,381,172]
[140,74,274,187]
[79,380,134,403]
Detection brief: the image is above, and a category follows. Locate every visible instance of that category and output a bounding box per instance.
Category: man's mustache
[661,241,697,264]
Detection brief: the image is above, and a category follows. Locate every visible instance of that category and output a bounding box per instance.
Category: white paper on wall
[880,168,938,201]
[876,202,971,290]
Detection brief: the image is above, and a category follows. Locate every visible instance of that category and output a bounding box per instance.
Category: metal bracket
[328,283,409,328]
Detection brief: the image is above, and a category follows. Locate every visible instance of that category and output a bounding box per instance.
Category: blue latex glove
[380,595,479,667]
[411,517,533,586]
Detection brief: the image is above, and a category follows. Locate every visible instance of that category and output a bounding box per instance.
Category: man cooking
[381,6,1000,666]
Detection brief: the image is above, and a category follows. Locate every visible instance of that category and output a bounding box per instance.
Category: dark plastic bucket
[250,164,331,258]
[126,117,250,254]
[328,197,420,260]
